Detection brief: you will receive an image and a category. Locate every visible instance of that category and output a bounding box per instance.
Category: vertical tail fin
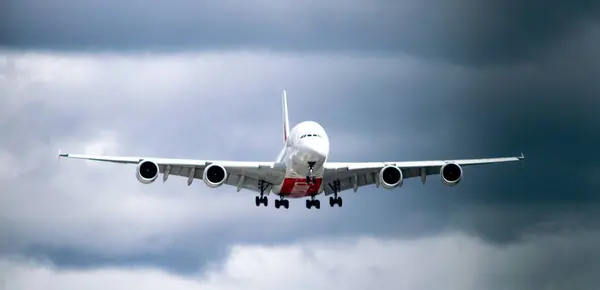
[282,90,290,144]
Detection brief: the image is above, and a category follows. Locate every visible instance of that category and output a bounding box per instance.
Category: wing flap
[323,171,376,195]
[161,165,204,180]
[224,174,275,194]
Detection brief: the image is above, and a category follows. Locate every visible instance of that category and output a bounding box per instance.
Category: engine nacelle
[379,165,403,189]
[440,163,463,186]
[136,160,159,184]
[203,163,227,188]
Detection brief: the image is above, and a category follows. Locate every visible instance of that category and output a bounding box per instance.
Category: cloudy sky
[1,1,600,289]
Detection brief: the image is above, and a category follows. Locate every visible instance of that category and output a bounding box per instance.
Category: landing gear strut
[255,180,268,207]
[305,195,321,209]
[274,195,289,209]
[306,161,317,184]
[328,180,343,207]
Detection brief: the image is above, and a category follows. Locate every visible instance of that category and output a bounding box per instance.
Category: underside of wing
[322,165,441,195]
[58,153,286,193]
[160,164,282,194]
[323,153,524,195]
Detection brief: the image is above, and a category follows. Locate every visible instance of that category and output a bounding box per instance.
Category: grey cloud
[3,230,600,290]
[0,51,459,273]
[2,20,600,279]
[3,1,600,66]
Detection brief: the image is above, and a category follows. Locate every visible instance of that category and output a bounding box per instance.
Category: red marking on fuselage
[279,177,322,198]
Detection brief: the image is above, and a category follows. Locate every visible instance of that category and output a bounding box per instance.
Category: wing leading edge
[322,153,524,195]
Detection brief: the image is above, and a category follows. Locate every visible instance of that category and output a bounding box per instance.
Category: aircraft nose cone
[306,139,329,160]
[314,143,328,159]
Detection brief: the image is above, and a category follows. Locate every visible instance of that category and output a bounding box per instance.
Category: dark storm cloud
[437,23,600,243]
[287,20,600,246]
[2,0,600,66]
[2,2,600,286]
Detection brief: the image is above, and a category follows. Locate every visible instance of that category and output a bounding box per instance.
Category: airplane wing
[58,153,286,194]
[322,153,524,195]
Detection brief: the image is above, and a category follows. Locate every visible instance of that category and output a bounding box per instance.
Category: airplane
[58,90,524,209]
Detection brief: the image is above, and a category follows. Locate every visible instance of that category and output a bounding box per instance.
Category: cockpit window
[300,134,321,139]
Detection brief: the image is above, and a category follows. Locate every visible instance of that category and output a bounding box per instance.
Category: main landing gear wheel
[255,195,268,207]
[306,198,321,209]
[275,198,289,209]
[329,196,342,207]
[255,180,268,207]
[328,179,343,207]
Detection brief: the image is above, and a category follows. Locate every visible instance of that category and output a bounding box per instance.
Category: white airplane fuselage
[271,121,330,198]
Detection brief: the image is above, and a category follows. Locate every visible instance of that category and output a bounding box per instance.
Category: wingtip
[58,149,68,158]
[518,152,525,160]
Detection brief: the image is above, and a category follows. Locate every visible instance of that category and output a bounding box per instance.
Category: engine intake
[136,160,159,184]
[203,163,227,188]
[379,165,403,189]
[440,163,462,186]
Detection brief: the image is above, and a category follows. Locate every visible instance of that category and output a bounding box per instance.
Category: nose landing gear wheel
[306,175,317,184]
[306,162,317,184]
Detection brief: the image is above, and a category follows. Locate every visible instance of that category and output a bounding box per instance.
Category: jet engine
[203,163,228,188]
[440,163,462,186]
[136,160,159,184]
[379,165,403,189]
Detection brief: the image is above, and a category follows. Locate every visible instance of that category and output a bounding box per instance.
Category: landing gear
[329,196,342,207]
[306,161,317,184]
[275,196,289,209]
[255,195,268,207]
[255,180,268,207]
[328,179,343,207]
[305,196,321,209]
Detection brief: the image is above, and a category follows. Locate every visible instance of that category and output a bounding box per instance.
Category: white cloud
[2,230,599,290]
[3,50,448,259]
[1,50,541,280]
[2,132,328,256]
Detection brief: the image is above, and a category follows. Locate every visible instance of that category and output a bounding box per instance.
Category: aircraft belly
[271,162,324,198]
[270,144,326,198]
